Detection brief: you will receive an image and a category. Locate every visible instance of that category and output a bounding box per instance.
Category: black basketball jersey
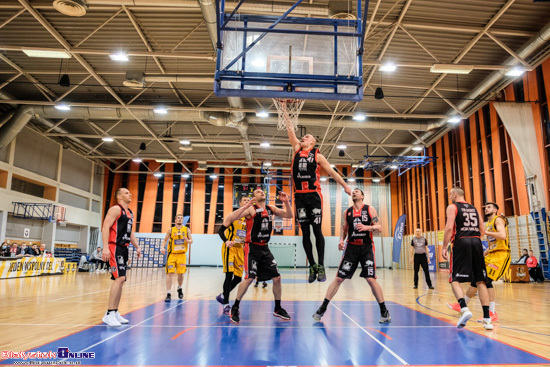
[108,204,133,246]
[452,201,481,242]
[245,204,274,244]
[345,204,373,246]
[292,148,321,193]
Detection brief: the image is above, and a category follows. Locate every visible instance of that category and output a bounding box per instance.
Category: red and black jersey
[108,204,133,246]
[245,204,274,245]
[452,201,481,243]
[292,147,321,193]
[345,204,373,246]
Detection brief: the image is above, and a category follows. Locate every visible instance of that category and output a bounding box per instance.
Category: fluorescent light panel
[102,136,114,142]
[337,145,347,149]
[379,63,396,72]
[54,103,70,111]
[352,113,366,121]
[132,158,142,163]
[154,107,168,114]
[506,68,525,77]
[110,53,129,62]
[23,49,70,58]
[448,116,462,124]
[260,142,270,147]
[430,64,473,74]
[179,140,191,145]
[263,162,272,167]
[155,159,177,163]
[256,111,269,118]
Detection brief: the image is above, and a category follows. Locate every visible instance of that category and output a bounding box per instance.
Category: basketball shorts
[470,250,511,287]
[337,243,376,279]
[450,237,487,283]
[109,243,128,280]
[295,192,323,226]
[244,243,280,281]
[166,253,187,274]
[222,243,244,277]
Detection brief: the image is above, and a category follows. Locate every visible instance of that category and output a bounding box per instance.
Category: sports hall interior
[0,0,550,366]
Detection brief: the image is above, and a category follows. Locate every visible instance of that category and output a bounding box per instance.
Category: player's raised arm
[317,154,352,195]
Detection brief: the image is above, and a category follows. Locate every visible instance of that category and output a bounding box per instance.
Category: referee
[410,228,434,289]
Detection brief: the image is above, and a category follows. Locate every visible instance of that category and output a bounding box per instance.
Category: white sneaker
[482,318,494,330]
[115,311,129,324]
[102,312,121,327]
[457,308,472,328]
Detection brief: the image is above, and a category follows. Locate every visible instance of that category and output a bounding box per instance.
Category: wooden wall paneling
[161,164,174,234]
[436,140,445,230]
[109,171,122,210]
[140,161,160,233]
[190,173,206,235]
[469,115,482,210]
[284,177,295,237]
[490,103,505,209]
[458,122,471,202]
[321,179,331,236]
[444,134,453,203]
[207,169,220,234]
[391,172,399,232]
[420,166,426,231]
[335,181,343,238]
[176,178,186,218]
[428,146,437,232]
[542,59,550,102]
[411,168,418,230]
[223,169,233,217]
[405,170,412,234]
[478,111,495,203]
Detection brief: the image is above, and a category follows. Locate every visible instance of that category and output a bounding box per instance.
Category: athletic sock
[482,305,490,319]
[464,295,471,304]
[275,300,281,310]
[321,298,330,309]
[458,298,467,309]
[489,302,496,313]
[233,299,241,308]
[177,286,182,290]
[107,309,116,314]
[378,302,388,314]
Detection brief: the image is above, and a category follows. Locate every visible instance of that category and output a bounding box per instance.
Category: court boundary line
[330,303,409,365]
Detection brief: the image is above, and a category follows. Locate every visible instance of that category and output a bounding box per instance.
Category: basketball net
[273,98,305,131]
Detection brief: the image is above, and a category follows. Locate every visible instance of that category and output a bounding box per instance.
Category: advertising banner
[0,257,64,279]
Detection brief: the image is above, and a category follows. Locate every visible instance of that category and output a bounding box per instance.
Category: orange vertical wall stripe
[127,162,139,217]
[458,122,471,203]
[223,169,233,217]
[490,103,505,210]
[390,173,398,232]
[176,178,186,218]
[428,146,437,232]
[140,162,160,233]
[191,174,206,235]
[478,109,495,203]
[435,140,445,230]
[420,166,427,231]
[469,115,482,210]
[335,183,342,238]
[207,171,219,235]
[109,173,122,210]
[161,164,174,234]
[443,135,453,204]
[411,168,417,229]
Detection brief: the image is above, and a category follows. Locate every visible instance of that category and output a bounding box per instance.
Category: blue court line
[3,300,549,366]
[415,293,550,337]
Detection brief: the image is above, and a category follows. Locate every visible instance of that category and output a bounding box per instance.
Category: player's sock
[107,309,116,314]
[458,298,467,309]
[378,302,387,314]
[489,302,496,313]
[464,295,471,304]
[321,298,330,309]
[275,299,281,310]
[233,299,241,308]
[482,305,490,319]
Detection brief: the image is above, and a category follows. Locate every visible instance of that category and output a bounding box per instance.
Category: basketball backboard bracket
[214,0,371,101]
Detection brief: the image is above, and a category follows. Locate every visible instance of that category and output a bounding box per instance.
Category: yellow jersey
[168,225,189,254]
[485,215,509,252]
[224,217,247,248]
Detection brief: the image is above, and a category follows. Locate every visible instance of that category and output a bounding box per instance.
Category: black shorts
[295,192,323,225]
[109,243,128,280]
[450,237,487,283]
[337,243,376,279]
[244,243,280,281]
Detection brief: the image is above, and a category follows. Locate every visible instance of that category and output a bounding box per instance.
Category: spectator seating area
[54,245,83,263]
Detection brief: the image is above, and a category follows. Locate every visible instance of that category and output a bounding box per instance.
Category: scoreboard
[232,183,265,207]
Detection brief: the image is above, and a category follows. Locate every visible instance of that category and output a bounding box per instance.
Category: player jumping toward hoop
[287,128,351,283]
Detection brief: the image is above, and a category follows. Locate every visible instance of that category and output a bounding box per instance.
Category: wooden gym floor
[0,267,549,366]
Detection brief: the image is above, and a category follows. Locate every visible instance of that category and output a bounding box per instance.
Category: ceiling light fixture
[379,63,396,72]
[348,178,356,182]
[139,142,147,151]
[337,145,347,149]
[260,142,270,147]
[155,159,177,163]
[132,158,142,163]
[352,113,366,121]
[109,52,129,62]
[412,146,423,151]
[179,140,191,145]
[263,162,272,167]
[339,150,345,157]
[374,87,384,100]
[23,49,71,58]
[101,136,114,142]
[448,116,462,124]
[181,174,190,179]
[505,67,525,77]
[154,107,168,115]
[256,110,269,118]
[54,103,71,111]
[154,173,162,178]
[320,177,327,182]
[430,64,473,74]
[372,178,381,183]
[210,174,218,179]
[59,74,70,87]
[389,164,398,169]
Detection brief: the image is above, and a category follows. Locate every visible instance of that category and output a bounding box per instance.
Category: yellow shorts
[222,243,244,278]
[166,253,187,274]
[485,251,511,281]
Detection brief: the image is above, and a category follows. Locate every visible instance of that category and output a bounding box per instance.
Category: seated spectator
[89,247,106,271]
[16,243,33,256]
[1,242,10,257]
[10,243,18,257]
[527,250,545,283]
[517,248,529,264]
[38,243,50,256]
[30,244,40,256]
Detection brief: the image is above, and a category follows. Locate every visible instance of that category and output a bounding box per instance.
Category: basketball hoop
[274,219,284,232]
[54,205,67,226]
[57,220,67,227]
[273,98,305,131]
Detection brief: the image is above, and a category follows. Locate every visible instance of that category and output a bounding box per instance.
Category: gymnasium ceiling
[0,0,550,178]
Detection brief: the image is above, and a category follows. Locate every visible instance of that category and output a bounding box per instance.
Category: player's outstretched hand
[278,191,290,202]
[338,239,346,251]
